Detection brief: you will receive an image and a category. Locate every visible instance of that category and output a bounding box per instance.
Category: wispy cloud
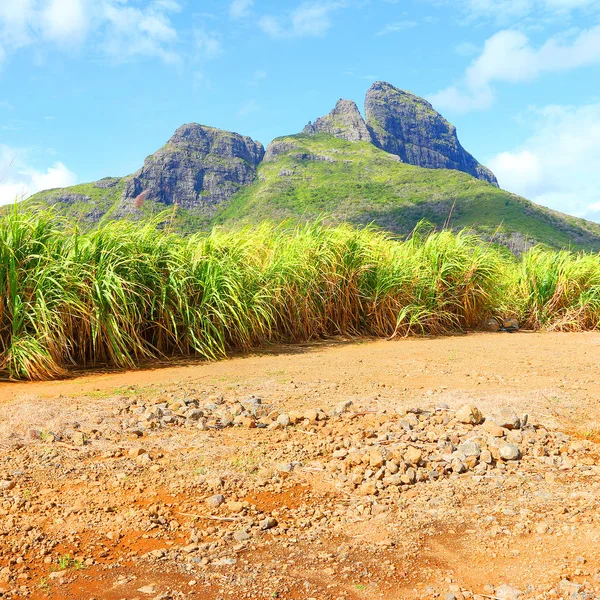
[229,0,254,19]
[434,0,600,26]
[246,69,267,86]
[0,0,186,66]
[430,25,600,113]
[195,28,222,58]
[376,20,418,36]
[259,2,344,39]
[237,99,259,118]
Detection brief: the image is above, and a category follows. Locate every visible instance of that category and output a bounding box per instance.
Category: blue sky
[1,0,599,222]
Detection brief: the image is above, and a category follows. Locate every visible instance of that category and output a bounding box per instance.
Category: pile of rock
[115,394,333,437]
[323,404,588,496]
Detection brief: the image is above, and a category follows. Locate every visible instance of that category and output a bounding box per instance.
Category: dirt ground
[0,331,599,600]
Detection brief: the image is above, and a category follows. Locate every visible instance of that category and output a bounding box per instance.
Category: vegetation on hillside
[0,209,598,381]
[218,134,600,251]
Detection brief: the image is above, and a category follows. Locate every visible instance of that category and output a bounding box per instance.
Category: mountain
[301,82,497,186]
[364,82,498,185]
[302,99,373,142]
[26,124,265,231]
[21,81,600,250]
[215,133,600,253]
[121,124,264,215]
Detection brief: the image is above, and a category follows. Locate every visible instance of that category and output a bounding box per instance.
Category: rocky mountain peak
[121,124,265,215]
[365,81,498,186]
[302,99,372,142]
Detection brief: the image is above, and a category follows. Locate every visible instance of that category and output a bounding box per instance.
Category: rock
[288,410,304,424]
[491,409,521,430]
[302,99,372,142]
[365,81,498,185]
[233,530,252,542]
[277,414,291,427]
[483,420,505,437]
[128,447,147,458]
[559,580,582,594]
[495,584,522,600]
[121,124,265,218]
[259,517,278,530]
[455,404,483,425]
[358,481,378,495]
[334,400,354,415]
[499,444,520,461]
[404,446,422,465]
[206,494,225,509]
[369,449,385,468]
[458,441,481,457]
[72,432,86,447]
[482,318,500,332]
[304,408,319,423]
[502,318,520,332]
[137,585,157,595]
[226,501,245,513]
[185,409,204,421]
[0,480,15,491]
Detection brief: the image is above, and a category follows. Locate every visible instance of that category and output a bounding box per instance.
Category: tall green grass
[0,210,598,380]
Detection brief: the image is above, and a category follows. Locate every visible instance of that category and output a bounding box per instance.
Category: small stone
[137,585,157,595]
[260,517,278,530]
[495,584,522,600]
[458,441,481,457]
[206,494,225,509]
[304,408,318,422]
[128,447,147,458]
[185,409,204,421]
[480,449,493,464]
[226,501,245,514]
[358,481,378,495]
[233,530,252,542]
[499,444,520,461]
[559,580,581,594]
[72,432,86,447]
[369,449,384,468]
[277,414,290,427]
[288,410,304,424]
[455,404,483,425]
[492,409,521,430]
[334,400,353,415]
[404,446,422,465]
[483,420,505,437]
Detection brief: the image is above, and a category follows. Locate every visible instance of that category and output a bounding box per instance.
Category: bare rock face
[302,99,372,143]
[121,124,265,215]
[365,81,498,185]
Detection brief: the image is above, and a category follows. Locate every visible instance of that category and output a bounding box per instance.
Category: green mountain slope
[215,134,600,252]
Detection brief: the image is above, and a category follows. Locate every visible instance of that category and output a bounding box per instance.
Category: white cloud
[101,1,181,64]
[246,69,267,86]
[0,0,184,65]
[195,29,222,58]
[454,41,479,56]
[0,146,77,206]
[376,20,418,36]
[41,0,89,45]
[430,26,600,113]
[259,2,343,39]
[448,0,600,24]
[229,0,254,19]
[488,103,600,222]
[237,99,259,118]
